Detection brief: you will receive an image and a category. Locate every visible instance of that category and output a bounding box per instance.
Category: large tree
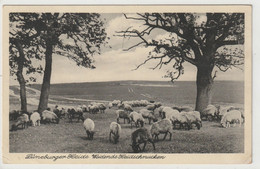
[9,13,44,112]
[118,13,244,112]
[18,13,107,113]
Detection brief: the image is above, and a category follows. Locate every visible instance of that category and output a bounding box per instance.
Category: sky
[10,13,244,85]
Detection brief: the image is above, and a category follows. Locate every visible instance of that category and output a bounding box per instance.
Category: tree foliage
[9,13,44,83]
[117,13,244,81]
[10,13,107,70]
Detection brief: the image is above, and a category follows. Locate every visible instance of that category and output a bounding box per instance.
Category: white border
[0,0,259,169]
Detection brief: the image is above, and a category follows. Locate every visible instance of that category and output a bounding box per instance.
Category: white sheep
[123,104,133,112]
[218,105,235,117]
[201,104,218,121]
[10,113,29,131]
[42,110,59,124]
[83,118,95,140]
[139,108,158,124]
[221,110,242,128]
[129,111,145,128]
[182,111,202,130]
[162,107,180,120]
[108,102,113,109]
[82,105,88,112]
[109,122,121,144]
[30,112,41,127]
[150,119,174,141]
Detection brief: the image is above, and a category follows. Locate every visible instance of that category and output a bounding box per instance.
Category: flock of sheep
[9,99,244,153]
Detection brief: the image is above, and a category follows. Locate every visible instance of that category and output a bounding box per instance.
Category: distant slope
[23,80,244,105]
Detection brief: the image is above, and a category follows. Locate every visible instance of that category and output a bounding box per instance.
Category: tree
[12,13,107,113]
[9,13,44,112]
[118,13,244,112]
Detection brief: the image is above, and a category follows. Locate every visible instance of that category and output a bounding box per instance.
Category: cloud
[9,14,244,85]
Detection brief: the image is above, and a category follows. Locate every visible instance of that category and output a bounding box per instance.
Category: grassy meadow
[9,80,244,153]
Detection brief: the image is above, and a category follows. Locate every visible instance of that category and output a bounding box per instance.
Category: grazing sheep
[108,102,113,109]
[9,110,21,121]
[162,107,179,120]
[83,118,95,140]
[42,110,59,124]
[53,105,62,119]
[150,119,174,141]
[131,127,155,153]
[96,103,106,113]
[129,111,145,128]
[182,111,202,130]
[221,110,242,128]
[88,104,99,114]
[139,109,158,124]
[10,113,29,131]
[217,105,235,119]
[157,106,165,118]
[124,104,133,113]
[68,107,84,122]
[109,122,121,144]
[173,112,190,130]
[30,112,41,127]
[116,110,130,124]
[201,104,218,121]
[82,105,88,112]
[146,103,161,112]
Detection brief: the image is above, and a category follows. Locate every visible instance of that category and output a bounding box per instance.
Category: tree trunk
[195,65,214,112]
[38,41,53,114]
[16,71,27,113]
[15,40,27,113]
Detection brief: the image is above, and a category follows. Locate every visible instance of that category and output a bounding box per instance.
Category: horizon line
[10,79,244,86]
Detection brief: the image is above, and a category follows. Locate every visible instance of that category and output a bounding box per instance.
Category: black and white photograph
[2,5,252,164]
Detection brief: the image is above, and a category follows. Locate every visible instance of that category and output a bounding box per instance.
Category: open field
[9,80,244,153]
[9,108,244,153]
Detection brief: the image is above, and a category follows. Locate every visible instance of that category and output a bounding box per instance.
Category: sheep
[82,105,88,112]
[9,110,21,121]
[129,111,145,128]
[139,109,158,124]
[10,113,29,131]
[123,104,133,113]
[173,112,190,130]
[150,119,174,141]
[221,110,242,128]
[217,105,235,119]
[108,102,113,109]
[96,103,106,113]
[117,103,124,109]
[157,106,165,118]
[182,111,202,130]
[68,107,84,122]
[88,104,99,114]
[83,118,95,140]
[131,127,155,153]
[53,105,62,119]
[116,110,130,124]
[30,112,41,127]
[162,107,179,120]
[111,100,121,107]
[109,122,121,144]
[146,103,160,112]
[42,110,59,124]
[201,104,218,121]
